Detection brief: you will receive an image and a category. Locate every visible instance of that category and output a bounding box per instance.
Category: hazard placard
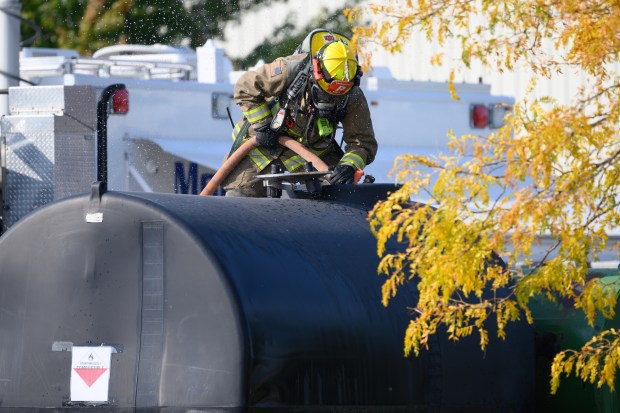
[70,346,112,402]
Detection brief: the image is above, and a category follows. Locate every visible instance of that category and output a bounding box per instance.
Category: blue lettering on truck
[174,162,214,195]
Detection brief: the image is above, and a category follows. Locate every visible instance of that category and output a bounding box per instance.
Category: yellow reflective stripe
[248,148,271,170]
[287,128,302,138]
[310,139,331,152]
[284,155,306,172]
[243,103,271,123]
[310,139,333,157]
[312,146,330,157]
[340,152,365,170]
[283,142,334,172]
[231,122,243,141]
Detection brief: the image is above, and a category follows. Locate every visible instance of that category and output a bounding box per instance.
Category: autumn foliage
[346,0,620,392]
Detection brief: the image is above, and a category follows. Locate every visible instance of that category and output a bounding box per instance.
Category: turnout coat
[230,52,378,175]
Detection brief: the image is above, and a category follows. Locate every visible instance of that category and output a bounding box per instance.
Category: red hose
[279,137,329,172]
[200,136,329,196]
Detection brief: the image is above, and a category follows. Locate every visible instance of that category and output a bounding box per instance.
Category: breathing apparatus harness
[227,63,311,158]
[269,56,311,134]
[269,51,355,149]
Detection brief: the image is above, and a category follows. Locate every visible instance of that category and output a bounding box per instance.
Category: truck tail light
[470,103,513,129]
[489,103,512,128]
[470,104,489,128]
[110,88,129,114]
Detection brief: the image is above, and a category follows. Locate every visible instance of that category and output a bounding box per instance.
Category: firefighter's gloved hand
[254,124,279,149]
[328,164,355,185]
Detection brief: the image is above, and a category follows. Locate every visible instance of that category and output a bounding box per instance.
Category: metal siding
[218,0,618,106]
[220,0,338,59]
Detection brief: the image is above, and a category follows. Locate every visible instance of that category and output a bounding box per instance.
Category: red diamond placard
[73,367,108,387]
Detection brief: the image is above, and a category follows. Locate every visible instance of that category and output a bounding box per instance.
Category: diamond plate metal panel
[9,86,97,129]
[10,86,68,114]
[2,85,98,229]
[3,115,56,228]
[2,115,98,228]
[55,132,96,199]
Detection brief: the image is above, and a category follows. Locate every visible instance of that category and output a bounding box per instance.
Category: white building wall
[217,0,617,106]
[364,31,608,106]
[219,0,340,59]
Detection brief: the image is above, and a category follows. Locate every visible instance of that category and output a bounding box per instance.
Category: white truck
[0,41,514,231]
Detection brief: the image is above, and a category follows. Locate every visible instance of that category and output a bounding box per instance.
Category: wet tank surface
[0,183,535,412]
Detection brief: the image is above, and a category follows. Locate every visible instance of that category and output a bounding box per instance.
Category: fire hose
[199,136,329,196]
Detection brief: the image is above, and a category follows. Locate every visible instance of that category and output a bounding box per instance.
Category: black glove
[328,164,356,185]
[254,124,279,149]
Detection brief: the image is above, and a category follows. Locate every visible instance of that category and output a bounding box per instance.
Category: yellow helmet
[313,39,359,96]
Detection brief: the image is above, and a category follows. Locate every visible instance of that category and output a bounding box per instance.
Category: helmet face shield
[324,79,354,95]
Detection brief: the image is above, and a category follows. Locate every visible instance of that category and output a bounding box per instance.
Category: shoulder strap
[285,55,312,102]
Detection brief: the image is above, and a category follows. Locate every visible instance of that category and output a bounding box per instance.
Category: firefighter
[221,30,378,197]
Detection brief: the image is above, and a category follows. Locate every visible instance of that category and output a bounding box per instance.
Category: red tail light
[110,89,129,114]
[470,104,488,128]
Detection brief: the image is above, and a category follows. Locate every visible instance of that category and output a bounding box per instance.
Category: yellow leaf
[448,70,461,101]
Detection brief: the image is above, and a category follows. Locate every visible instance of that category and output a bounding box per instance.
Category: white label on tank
[85,212,103,223]
[70,346,112,402]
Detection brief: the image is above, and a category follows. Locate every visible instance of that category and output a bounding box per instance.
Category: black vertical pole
[96,84,126,183]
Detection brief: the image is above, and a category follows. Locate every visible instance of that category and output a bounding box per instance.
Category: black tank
[0,183,534,412]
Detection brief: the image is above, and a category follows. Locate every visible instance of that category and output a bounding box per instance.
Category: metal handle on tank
[199,136,329,196]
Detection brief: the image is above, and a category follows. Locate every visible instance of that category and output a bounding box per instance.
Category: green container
[530,270,620,413]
